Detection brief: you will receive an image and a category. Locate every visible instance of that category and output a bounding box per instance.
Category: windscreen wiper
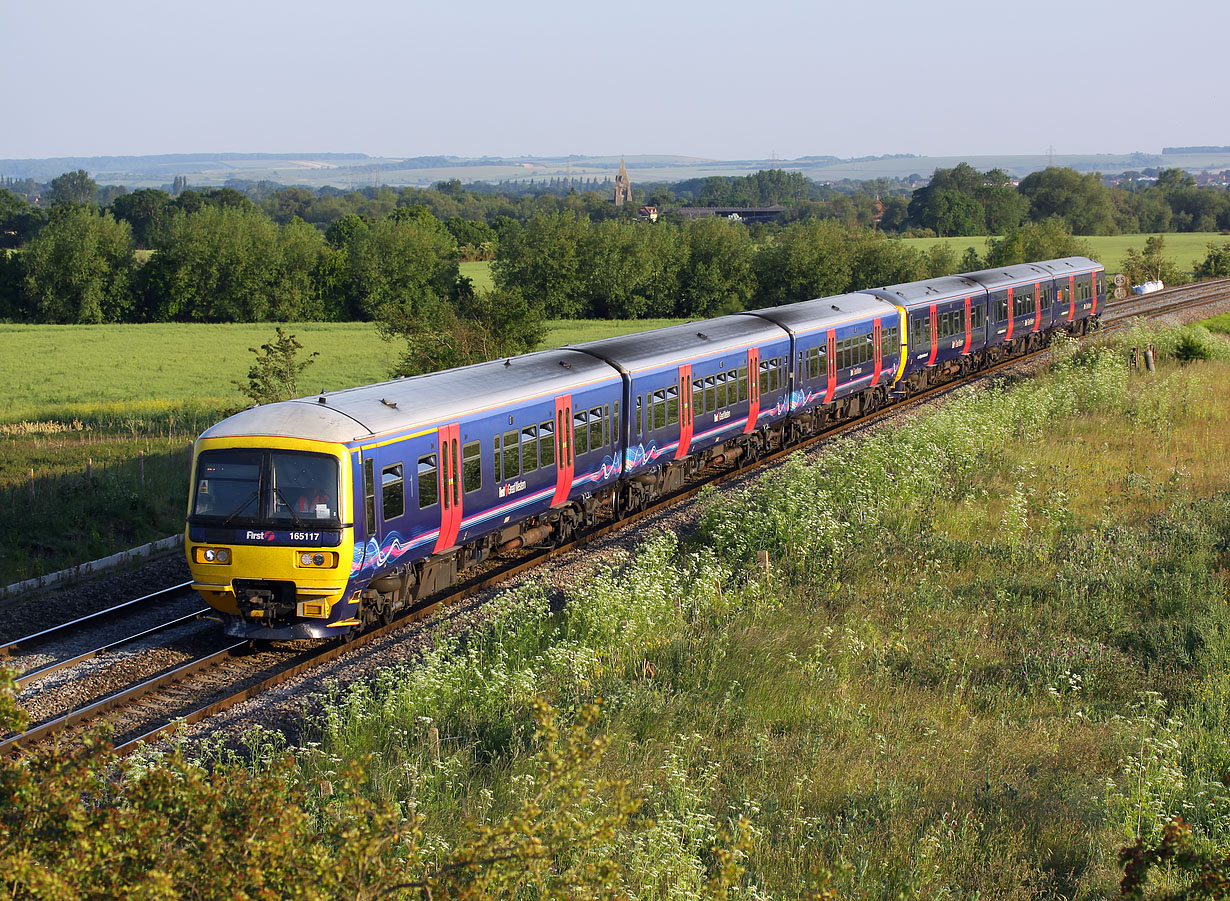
[221,490,259,526]
[272,486,311,529]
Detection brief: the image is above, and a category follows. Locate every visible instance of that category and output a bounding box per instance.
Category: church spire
[614,156,632,206]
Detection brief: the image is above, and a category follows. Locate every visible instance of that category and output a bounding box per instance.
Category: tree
[983,219,1091,267]
[1194,241,1230,280]
[235,327,318,404]
[46,169,98,208]
[109,188,174,249]
[1120,235,1185,287]
[383,286,546,377]
[493,212,589,318]
[753,220,852,307]
[677,217,756,317]
[21,207,135,323]
[139,204,282,321]
[0,189,47,248]
[1018,167,1116,235]
[343,212,461,321]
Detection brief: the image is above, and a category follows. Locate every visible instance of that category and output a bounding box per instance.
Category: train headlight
[295,551,338,568]
[195,547,231,565]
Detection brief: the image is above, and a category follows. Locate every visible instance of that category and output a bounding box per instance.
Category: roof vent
[697,331,708,339]
[317,396,327,405]
[559,360,572,369]
[831,304,840,311]
[504,359,511,367]
[380,398,398,409]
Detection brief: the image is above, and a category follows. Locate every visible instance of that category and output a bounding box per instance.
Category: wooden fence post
[139,451,145,487]
[28,468,34,501]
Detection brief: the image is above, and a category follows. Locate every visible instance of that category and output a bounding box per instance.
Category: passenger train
[186,257,1106,639]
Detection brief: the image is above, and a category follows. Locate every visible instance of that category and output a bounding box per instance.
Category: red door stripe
[1033,280,1042,332]
[674,364,693,460]
[871,318,883,385]
[744,347,760,433]
[551,395,573,507]
[822,330,836,404]
[962,296,972,354]
[1005,288,1015,341]
[926,304,938,367]
[1068,275,1076,320]
[433,422,462,553]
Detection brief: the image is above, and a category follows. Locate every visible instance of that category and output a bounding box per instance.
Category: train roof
[198,348,621,445]
[572,314,786,374]
[958,261,1061,290]
[867,275,985,309]
[742,292,897,334]
[1035,256,1104,275]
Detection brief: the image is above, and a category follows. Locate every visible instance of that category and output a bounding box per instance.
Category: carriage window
[651,390,666,430]
[503,429,519,478]
[604,404,611,447]
[738,366,748,401]
[590,406,603,448]
[636,395,643,434]
[573,409,589,456]
[716,372,728,408]
[381,463,404,520]
[493,435,501,483]
[704,375,716,412]
[666,386,679,426]
[363,457,375,532]
[521,425,538,473]
[693,378,705,416]
[759,360,771,392]
[417,455,438,508]
[463,441,481,493]
[539,420,555,468]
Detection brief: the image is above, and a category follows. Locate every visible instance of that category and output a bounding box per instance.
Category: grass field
[903,232,1229,275]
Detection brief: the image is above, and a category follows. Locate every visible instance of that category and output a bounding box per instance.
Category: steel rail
[0,641,248,754]
[16,607,215,688]
[0,581,195,657]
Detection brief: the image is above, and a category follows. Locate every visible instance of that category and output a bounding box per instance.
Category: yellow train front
[185,411,362,640]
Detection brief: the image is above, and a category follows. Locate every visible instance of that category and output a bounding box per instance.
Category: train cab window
[589,406,603,449]
[521,425,538,473]
[738,366,748,401]
[417,455,438,508]
[573,409,589,456]
[463,441,481,493]
[381,463,404,520]
[503,429,520,478]
[538,420,555,468]
[666,386,679,425]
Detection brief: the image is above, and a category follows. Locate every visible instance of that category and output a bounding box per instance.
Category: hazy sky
[3,0,1226,161]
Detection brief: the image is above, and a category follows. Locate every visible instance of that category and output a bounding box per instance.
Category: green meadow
[903,233,1228,275]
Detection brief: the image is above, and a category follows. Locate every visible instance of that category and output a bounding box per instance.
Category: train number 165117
[290,531,322,542]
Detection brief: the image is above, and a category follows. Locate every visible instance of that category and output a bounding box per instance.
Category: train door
[1033,280,1043,334]
[433,422,461,553]
[926,304,939,366]
[1005,287,1015,342]
[744,346,761,433]
[872,318,883,384]
[1068,275,1076,321]
[822,330,837,404]
[962,296,972,354]
[675,364,693,460]
[551,394,574,507]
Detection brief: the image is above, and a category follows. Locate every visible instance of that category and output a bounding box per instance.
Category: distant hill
[4,149,1230,190]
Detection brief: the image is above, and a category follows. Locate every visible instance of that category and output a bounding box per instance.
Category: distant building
[638,205,658,222]
[614,157,632,206]
[673,204,786,224]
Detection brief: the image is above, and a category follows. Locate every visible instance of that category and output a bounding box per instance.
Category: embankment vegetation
[6,323,1230,896]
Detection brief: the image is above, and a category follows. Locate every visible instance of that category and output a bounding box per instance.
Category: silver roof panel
[573,314,786,373]
[742,292,898,332]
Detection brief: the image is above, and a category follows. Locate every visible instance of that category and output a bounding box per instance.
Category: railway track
[5,276,1230,758]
